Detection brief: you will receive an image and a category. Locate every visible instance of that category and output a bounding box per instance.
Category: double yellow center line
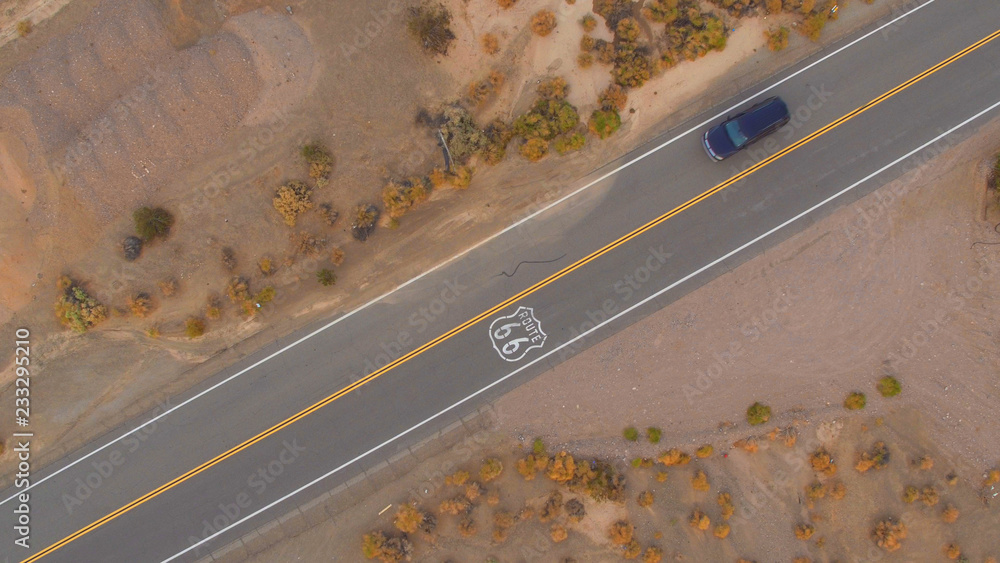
[25,27,1000,562]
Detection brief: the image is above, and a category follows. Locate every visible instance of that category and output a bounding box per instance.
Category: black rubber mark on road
[496,254,567,278]
[970,222,1000,249]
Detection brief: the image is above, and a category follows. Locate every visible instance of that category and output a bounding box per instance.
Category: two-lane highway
[4,0,1000,560]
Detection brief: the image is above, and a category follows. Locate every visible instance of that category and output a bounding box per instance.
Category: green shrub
[746,402,771,426]
[647,426,662,444]
[878,376,901,397]
[254,286,276,306]
[301,144,333,183]
[316,269,336,286]
[799,11,828,41]
[185,317,206,338]
[642,0,679,23]
[407,2,456,55]
[133,207,174,241]
[844,391,866,410]
[594,0,634,29]
[623,426,639,441]
[616,17,642,42]
[553,133,586,155]
[581,14,598,32]
[513,99,580,141]
[532,438,546,455]
[588,109,621,139]
[54,277,108,333]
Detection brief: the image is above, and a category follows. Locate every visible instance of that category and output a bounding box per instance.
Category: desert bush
[514,98,580,141]
[481,33,500,54]
[327,247,345,267]
[569,459,626,502]
[746,402,771,425]
[492,510,516,542]
[394,504,424,533]
[696,445,714,458]
[547,451,576,483]
[441,106,488,164]
[717,492,734,520]
[921,486,939,506]
[273,181,313,227]
[517,453,549,480]
[914,455,934,470]
[128,293,154,318]
[445,470,470,486]
[468,70,505,106]
[220,247,237,272]
[550,523,568,542]
[829,480,847,500]
[878,376,901,397]
[658,448,690,466]
[351,204,379,241]
[642,0,679,23]
[594,0,634,29]
[767,426,798,447]
[531,10,557,36]
[464,482,483,501]
[185,317,205,338]
[809,447,837,475]
[660,9,727,63]
[301,144,333,184]
[54,277,108,332]
[205,300,221,320]
[844,391,866,410]
[146,326,160,338]
[795,523,815,540]
[855,442,890,473]
[623,426,639,441]
[439,496,472,515]
[361,532,385,559]
[944,544,961,560]
[540,490,563,521]
[581,13,598,31]
[872,518,907,551]
[554,133,586,155]
[226,277,250,306]
[655,471,668,482]
[158,278,177,297]
[941,504,959,523]
[407,2,456,55]
[637,490,654,507]
[316,269,336,286]
[588,109,622,139]
[691,470,710,491]
[643,546,663,563]
[318,203,339,226]
[581,34,597,52]
[902,485,919,503]
[765,0,782,12]
[599,84,629,112]
[799,11,828,41]
[689,509,710,530]
[480,118,513,165]
[17,19,33,36]
[612,48,652,88]
[595,39,616,64]
[565,497,586,521]
[133,207,174,241]
[519,137,550,161]
[497,0,518,7]
[623,540,641,559]
[766,27,790,51]
[616,17,642,42]
[537,77,569,100]
[458,515,476,536]
[254,286,275,306]
[609,520,634,545]
[708,0,758,16]
[734,436,759,453]
[646,426,662,444]
[382,177,430,219]
[257,257,273,276]
[985,468,1000,486]
[122,236,143,261]
[805,481,826,500]
[714,523,731,539]
[480,458,503,482]
[578,52,595,68]
[631,457,654,468]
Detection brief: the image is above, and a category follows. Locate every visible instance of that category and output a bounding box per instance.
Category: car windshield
[724,120,748,148]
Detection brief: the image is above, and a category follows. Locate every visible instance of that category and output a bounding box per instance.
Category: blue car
[702,96,790,161]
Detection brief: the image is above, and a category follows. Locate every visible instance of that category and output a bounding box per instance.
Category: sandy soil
[0,0,908,488]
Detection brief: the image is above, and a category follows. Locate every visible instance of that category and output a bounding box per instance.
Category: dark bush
[133,207,174,241]
[122,236,143,261]
[351,205,379,241]
[407,2,456,56]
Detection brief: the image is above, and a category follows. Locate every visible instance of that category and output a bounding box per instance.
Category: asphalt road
[4,0,1000,560]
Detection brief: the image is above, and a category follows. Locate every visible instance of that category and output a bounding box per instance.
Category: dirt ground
[0,0,907,489]
[249,103,1000,563]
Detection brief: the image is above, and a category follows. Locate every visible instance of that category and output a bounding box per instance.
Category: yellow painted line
[24,27,1000,563]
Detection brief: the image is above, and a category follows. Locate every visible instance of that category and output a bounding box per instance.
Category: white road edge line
[1,0,936,507]
[165,82,1000,563]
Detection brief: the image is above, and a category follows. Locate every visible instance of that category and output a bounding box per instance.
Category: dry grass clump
[360,531,413,562]
[497,0,517,7]
[458,516,476,537]
[643,546,663,563]
[480,458,503,482]
[921,486,940,506]
[464,482,484,501]
[983,468,1000,487]
[689,509,711,530]
[301,144,333,185]
[258,257,274,276]
[691,470,710,492]
[318,203,339,226]
[944,543,961,559]
[128,293,154,318]
[468,70,505,106]
[734,436,759,453]
[531,10,557,36]
[766,27,789,51]
[713,523,731,539]
[17,19,33,37]
[657,448,691,466]
[540,491,563,522]
[550,523,568,542]
[481,33,500,54]
[872,518,907,552]
[492,510,516,543]
[55,277,108,333]
[158,278,177,297]
[829,480,847,500]
[717,492,734,520]
[941,504,959,523]
[805,481,826,500]
[609,519,634,545]
[655,471,668,482]
[637,491,654,508]
[407,2,456,56]
[517,453,549,480]
[767,426,798,447]
[445,470,469,486]
[273,181,313,227]
[546,451,576,483]
[902,485,919,503]
[382,177,430,219]
[696,445,714,458]
[855,442,890,473]
[794,523,815,540]
[809,448,837,476]
[799,11,828,41]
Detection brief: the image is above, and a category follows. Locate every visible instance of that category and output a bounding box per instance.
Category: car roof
[738,97,789,136]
